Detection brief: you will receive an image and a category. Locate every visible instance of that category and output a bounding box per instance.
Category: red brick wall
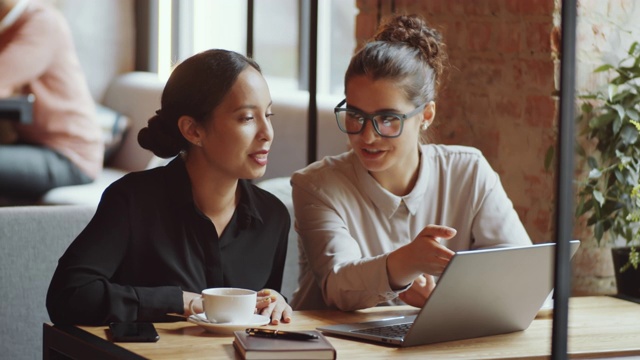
[354,0,640,295]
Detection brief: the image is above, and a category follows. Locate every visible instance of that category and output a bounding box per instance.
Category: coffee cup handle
[189,295,205,320]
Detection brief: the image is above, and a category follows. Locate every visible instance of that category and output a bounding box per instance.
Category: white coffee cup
[189,287,257,324]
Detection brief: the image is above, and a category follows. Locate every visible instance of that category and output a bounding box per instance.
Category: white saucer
[187,314,270,335]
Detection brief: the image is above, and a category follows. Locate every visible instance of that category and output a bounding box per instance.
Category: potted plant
[574,41,640,300]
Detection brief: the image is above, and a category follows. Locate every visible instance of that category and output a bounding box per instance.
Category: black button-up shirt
[47,157,290,325]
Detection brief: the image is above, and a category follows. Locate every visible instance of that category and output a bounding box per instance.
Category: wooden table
[43,296,640,360]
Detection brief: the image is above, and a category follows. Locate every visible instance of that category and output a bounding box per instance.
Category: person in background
[0,0,103,201]
[47,49,293,325]
[290,14,532,311]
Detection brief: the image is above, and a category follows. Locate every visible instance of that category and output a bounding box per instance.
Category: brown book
[233,330,336,359]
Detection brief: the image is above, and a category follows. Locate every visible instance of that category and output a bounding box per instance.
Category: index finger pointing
[419,225,457,240]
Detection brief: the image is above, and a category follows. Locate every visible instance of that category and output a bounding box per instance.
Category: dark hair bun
[137,113,185,158]
[374,14,447,87]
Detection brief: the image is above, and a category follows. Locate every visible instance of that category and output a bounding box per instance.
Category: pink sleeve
[0,8,60,90]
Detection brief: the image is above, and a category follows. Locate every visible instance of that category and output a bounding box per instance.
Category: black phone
[109,322,160,342]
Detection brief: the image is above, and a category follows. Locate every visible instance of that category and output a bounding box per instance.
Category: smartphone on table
[109,322,160,342]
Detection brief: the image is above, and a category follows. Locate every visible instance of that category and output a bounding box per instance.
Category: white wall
[57,0,135,103]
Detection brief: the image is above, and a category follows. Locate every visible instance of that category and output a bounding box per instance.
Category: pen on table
[246,328,318,341]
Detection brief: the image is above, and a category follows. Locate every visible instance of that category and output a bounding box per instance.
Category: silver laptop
[317,240,581,347]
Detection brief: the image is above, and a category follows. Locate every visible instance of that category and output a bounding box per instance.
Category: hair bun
[137,114,184,158]
[374,14,447,90]
[374,14,441,44]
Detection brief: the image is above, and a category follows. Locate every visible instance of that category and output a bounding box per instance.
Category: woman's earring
[421,123,428,131]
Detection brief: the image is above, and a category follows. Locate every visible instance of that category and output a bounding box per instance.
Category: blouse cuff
[135,286,184,320]
[369,253,408,302]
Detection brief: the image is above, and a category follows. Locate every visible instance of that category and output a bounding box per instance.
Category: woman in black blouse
[46,49,292,325]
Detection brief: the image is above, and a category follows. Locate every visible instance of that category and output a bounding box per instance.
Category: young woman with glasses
[290,14,532,311]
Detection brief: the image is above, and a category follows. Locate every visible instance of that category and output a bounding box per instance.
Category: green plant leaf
[580,102,593,114]
[629,247,639,270]
[611,104,626,121]
[587,156,598,169]
[594,221,604,241]
[544,146,554,172]
[593,190,605,206]
[611,89,634,103]
[608,84,617,101]
[576,198,593,216]
[588,168,602,179]
[575,198,584,217]
[613,116,623,134]
[621,125,639,145]
[612,73,631,85]
[589,112,616,129]
[629,41,639,56]
[594,64,614,73]
[601,200,622,217]
[627,108,640,121]
[579,94,598,100]
[617,152,633,165]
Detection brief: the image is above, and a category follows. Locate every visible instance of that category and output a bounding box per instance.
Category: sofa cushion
[96,104,130,163]
[40,168,127,206]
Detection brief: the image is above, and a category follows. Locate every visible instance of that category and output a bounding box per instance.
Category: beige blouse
[290,144,532,311]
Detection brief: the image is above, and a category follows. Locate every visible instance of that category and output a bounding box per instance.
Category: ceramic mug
[189,287,257,324]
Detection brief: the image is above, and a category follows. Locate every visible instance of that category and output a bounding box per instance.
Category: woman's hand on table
[183,291,202,316]
[256,289,292,325]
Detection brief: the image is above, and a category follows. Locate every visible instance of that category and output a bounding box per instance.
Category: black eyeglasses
[334,99,427,138]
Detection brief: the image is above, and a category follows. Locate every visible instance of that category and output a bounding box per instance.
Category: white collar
[0,0,30,34]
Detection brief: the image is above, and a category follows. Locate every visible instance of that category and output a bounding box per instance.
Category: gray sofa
[0,205,95,360]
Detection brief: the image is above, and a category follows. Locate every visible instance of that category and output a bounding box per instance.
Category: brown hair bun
[374,14,447,91]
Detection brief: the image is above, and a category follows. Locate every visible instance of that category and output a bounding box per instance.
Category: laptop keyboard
[352,322,412,339]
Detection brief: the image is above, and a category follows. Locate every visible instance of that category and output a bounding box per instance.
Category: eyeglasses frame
[333,99,428,138]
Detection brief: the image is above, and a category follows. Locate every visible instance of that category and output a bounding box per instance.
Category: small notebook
[233,330,336,359]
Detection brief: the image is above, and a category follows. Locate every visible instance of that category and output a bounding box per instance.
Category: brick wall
[353,0,640,295]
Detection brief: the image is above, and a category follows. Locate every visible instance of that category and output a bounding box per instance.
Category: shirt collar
[165,156,263,230]
[236,178,264,228]
[0,0,29,34]
[351,146,429,218]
